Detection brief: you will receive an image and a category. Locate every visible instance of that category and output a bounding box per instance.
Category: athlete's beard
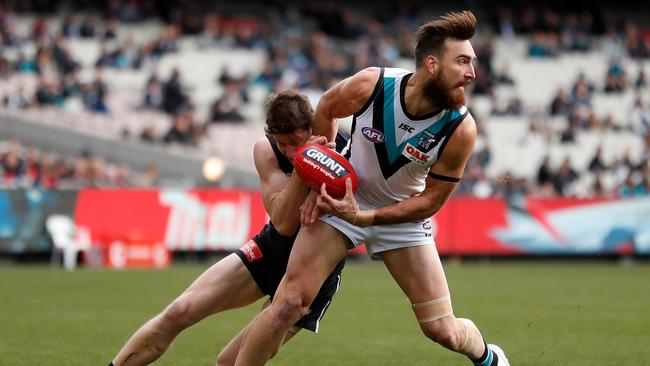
[424,70,466,110]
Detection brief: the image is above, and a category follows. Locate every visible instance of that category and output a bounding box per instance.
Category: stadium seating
[0,9,648,196]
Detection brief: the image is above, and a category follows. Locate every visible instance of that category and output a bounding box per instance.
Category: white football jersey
[339,67,469,209]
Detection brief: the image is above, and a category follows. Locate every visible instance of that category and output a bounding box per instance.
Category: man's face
[272,128,311,163]
[424,38,476,110]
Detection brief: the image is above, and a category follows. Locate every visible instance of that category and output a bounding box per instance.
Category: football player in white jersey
[234,11,509,366]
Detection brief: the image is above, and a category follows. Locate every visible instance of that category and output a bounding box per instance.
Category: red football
[294,145,358,199]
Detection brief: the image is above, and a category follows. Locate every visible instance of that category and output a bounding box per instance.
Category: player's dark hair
[264,90,313,135]
[414,10,477,68]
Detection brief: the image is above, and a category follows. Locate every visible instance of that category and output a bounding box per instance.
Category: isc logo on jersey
[302,148,350,178]
[361,127,385,143]
[402,143,431,165]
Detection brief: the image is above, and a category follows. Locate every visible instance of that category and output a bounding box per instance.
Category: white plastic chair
[47,214,91,271]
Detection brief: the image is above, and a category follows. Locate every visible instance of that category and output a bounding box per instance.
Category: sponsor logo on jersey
[302,148,350,178]
[402,143,431,165]
[361,127,385,143]
[418,130,437,150]
[240,240,263,262]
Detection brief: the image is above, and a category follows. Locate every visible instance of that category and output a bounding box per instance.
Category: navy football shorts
[235,223,344,332]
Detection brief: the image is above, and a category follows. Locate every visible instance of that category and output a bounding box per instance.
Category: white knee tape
[412,293,453,323]
[457,318,479,354]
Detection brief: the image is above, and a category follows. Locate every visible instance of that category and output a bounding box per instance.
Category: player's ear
[425,55,438,75]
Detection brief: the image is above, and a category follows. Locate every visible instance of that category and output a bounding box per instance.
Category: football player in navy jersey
[110,91,345,366]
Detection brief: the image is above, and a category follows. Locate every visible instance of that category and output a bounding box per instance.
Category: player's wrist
[352,209,375,227]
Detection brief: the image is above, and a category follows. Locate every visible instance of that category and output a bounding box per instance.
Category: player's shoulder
[452,108,477,142]
[354,66,411,82]
[383,67,412,78]
[253,135,272,155]
[253,136,278,168]
[349,67,382,89]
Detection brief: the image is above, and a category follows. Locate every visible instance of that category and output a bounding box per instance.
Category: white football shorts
[320,213,434,260]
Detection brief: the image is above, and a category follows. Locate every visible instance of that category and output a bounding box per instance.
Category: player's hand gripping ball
[294,145,358,199]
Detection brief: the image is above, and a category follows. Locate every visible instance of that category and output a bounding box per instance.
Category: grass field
[1,260,649,365]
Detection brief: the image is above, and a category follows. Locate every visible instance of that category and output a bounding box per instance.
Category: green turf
[1,260,649,365]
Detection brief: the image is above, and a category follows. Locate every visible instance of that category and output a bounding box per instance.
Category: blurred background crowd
[0,0,648,199]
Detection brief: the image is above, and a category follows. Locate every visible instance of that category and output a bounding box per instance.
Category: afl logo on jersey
[361,127,385,143]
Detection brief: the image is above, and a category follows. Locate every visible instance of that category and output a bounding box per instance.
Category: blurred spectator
[197,13,221,49]
[104,18,119,40]
[571,76,593,108]
[154,25,179,56]
[494,7,515,38]
[618,172,643,197]
[519,120,548,148]
[39,153,60,189]
[630,96,649,134]
[164,109,197,145]
[114,0,147,22]
[143,78,164,109]
[549,88,571,116]
[471,65,494,95]
[80,16,97,38]
[635,69,647,89]
[472,170,494,198]
[601,26,626,60]
[494,171,529,198]
[536,155,554,187]
[623,22,649,59]
[4,86,30,108]
[80,76,109,113]
[34,77,57,105]
[588,147,608,172]
[96,47,114,68]
[139,126,157,143]
[553,158,578,196]
[528,31,559,58]
[209,81,246,123]
[137,163,161,187]
[560,116,579,143]
[163,68,185,115]
[31,18,47,40]
[611,149,637,183]
[603,69,628,93]
[494,64,515,85]
[61,14,81,38]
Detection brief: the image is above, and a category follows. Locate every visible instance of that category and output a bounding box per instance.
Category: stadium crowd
[0,138,160,188]
[0,1,648,197]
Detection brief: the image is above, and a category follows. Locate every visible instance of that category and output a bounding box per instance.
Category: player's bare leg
[112,254,264,366]
[217,322,299,365]
[233,221,348,366]
[215,300,300,366]
[381,245,508,365]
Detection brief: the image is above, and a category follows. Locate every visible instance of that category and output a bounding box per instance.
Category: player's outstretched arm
[317,114,476,227]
